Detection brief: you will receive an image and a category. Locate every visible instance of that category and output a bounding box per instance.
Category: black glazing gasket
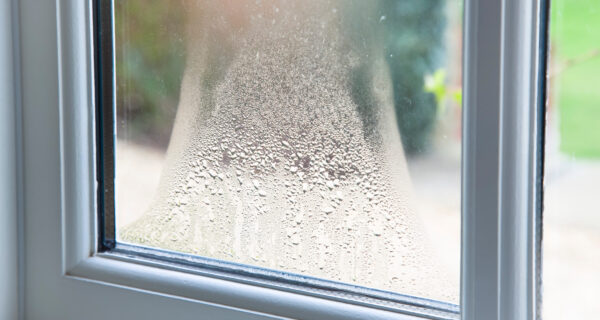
[95,0,116,251]
[535,0,551,318]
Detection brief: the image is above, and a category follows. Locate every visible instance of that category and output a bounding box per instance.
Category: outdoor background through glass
[114,0,462,303]
[544,0,600,318]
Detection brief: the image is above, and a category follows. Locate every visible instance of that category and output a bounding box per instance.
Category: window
[9,0,547,319]
[106,0,461,310]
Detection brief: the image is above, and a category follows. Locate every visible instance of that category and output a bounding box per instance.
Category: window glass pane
[114,0,462,304]
[544,0,600,318]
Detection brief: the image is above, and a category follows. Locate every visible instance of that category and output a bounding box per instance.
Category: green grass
[551,0,600,158]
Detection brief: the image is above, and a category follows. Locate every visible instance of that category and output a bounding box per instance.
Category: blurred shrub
[381,0,446,155]
[115,0,186,147]
[424,68,462,114]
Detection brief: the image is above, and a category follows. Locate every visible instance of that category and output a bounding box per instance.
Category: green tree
[115,0,186,147]
[380,0,446,155]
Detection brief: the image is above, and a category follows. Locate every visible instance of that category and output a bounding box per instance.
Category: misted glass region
[114,0,462,303]
[544,0,600,318]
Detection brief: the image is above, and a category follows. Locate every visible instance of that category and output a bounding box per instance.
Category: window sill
[67,254,439,320]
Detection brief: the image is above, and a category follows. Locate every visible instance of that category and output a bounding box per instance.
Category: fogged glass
[544,0,600,318]
[115,0,462,303]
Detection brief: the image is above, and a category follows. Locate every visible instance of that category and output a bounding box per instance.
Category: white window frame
[0,0,546,319]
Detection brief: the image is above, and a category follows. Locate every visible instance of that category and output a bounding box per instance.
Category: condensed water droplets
[120,0,457,303]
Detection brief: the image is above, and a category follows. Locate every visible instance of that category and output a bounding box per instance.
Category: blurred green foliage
[115,0,186,147]
[381,0,447,155]
[424,68,462,115]
[551,0,600,158]
[424,69,448,106]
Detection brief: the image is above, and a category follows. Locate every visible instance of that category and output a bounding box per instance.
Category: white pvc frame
[461,0,544,319]
[0,0,20,318]
[4,0,545,319]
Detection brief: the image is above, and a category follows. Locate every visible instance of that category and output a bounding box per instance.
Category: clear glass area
[544,0,600,318]
[114,0,462,303]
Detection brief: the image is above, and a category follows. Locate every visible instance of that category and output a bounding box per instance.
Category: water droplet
[290,234,300,245]
[322,206,334,214]
[294,212,303,224]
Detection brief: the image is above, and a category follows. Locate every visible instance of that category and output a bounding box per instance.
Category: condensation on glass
[114,0,462,303]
